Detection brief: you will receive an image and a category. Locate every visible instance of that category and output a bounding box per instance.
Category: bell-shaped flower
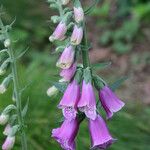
[2,136,15,150]
[49,21,67,42]
[74,7,84,23]
[89,115,115,149]
[60,63,77,81]
[99,85,125,119]
[58,80,80,121]
[71,25,83,45]
[52,118,79,150]
[56,45,75,69]
[77,80,97,120]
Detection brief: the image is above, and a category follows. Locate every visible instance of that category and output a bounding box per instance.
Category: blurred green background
[0,0,150,149]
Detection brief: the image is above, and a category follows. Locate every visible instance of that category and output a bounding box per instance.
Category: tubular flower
[74,7,84,23]
[49,21,67,42]
[71,25,83,45]
[89,115,115,149]
[56,45,75,69]
[77,80,97,120]
[99,86,125,119]
[2,136,15,150]
[58,80,80,121]
[60,63,77,81]
[3,124,12,136]
[52,118,79,150]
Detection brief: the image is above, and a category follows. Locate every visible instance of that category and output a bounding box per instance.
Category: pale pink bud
[71,25,83,45]
[56,45,75,69]
[0,114,9,125]
[61,0,70,5]
[2,136,15,150]
[74,7,84,23]
[3,124,12,136]
[49,22,67,42]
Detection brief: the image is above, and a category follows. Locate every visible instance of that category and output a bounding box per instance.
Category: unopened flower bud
[61,0,70,5]
[71,25,83,45]
[74,7,84,23]
[0,59,10,76]
[47,86,58,97]
[3,124,12,136]
[2,136,15,150]
[0,114,9,125]
[4,39,11,48]
[49,21,67,42]
[0,84,6,94]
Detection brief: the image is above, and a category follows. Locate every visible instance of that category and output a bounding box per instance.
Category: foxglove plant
[0,15,28,149]
[47,0,125,149]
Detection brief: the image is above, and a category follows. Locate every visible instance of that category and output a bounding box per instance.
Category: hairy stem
[0,18,27,150]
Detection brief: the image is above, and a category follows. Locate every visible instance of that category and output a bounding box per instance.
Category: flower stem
[0,18,28,150]
[82,22,90,68]
[8,47,28,150]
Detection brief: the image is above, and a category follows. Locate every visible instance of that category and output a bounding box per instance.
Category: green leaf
[110,76,128,91]
[84,0,100,15]
[22,98,29,117]
[92,61,111,70]
[10,125,20,136]
[16,47,29,60]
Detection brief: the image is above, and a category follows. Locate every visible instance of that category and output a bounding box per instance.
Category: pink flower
[52,118,79,150]
[71,25,83,45]
[77,80,97,120]
[49,21,67,42]
[89,115,115,149]
[56,45,75,69]
[2,136,15,150]
[99,86,125,119]
[74,7,84,23]
[3,124,12,136]
[60,63,77,81]
[58,80,80,121]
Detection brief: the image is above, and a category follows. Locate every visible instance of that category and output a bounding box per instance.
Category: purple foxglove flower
[71,25,83,45]
[2,136,15,150]
[99,86,125,119]
[3,124,12,136]
[77,80,97,120]
[52,118,79,150]
[56,45,75,69]
[89,115,115,149]
[60,63,77,81]
[74,7,84,23]
[58,80,80,121]
[49,21,67,42]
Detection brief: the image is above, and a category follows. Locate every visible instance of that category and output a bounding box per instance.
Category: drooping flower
[3,124,12,136]
[89,115,115,149]
[56,45,75,69]
[71,25,83,45]
[99,86,125,119]
[0,84,6,94]
[74,7,84,23]
[77,80,97,120]
[52,118,79,150]
[60,63,77,81]
[58,80,80,121]
[49,21,67,42]
[61,0,70,5]
[47,86,58,97]
[0,114,9,125]
[2,136,15,150]
[4,39,11,48]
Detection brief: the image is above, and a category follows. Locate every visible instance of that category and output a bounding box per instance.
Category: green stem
[0,18,27,150]
[82,22,90,68]
[8,47,28,150]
